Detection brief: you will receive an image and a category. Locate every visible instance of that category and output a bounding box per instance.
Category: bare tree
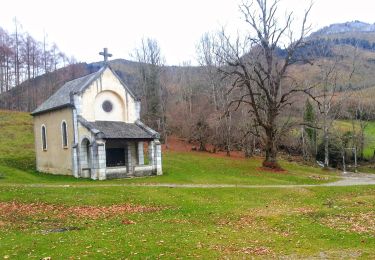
[215,0,313,169]
[314,48,357,168]
[133,38,169,142]
[197,33,235,155]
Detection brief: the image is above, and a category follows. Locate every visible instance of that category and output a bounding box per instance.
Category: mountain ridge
[311,21,375,37]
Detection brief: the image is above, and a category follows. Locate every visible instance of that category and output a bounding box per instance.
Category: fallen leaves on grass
[212,244,274,256]
[242,246,273,255]
[321,212,375,235]
[309,175,329,181]
[121,219,136,225]
[217,215,256,229]
[218,206,315,229]
[248,206,315,218]
[0,201,163,227]
[59,204,162,219]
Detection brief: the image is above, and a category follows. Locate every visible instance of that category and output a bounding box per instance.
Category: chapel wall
[33,107,74,175]
[80,68,139,123]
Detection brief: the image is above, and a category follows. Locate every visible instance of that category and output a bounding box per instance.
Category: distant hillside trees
[133,38,169,142]
[0,22,71,95]
[276,37,375,62]
[196,33,237,156]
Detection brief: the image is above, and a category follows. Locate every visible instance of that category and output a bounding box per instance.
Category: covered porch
[104,139,162,179]
[75,118,162,180]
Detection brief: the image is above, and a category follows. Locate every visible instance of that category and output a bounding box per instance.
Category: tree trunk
[360,129,365,160]
[324,125,329,168]
[262,128,281,169]
[199,140,206,152]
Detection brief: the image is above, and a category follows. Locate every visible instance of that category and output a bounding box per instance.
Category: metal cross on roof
[99,48,112,63]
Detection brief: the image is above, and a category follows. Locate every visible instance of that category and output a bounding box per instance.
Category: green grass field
[334,120,375,159]
[0,110,374,259]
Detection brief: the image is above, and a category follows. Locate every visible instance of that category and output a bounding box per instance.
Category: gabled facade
[31,65,162,180]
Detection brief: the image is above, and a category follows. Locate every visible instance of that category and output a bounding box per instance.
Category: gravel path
[323,172,375,186]
[0,172,374,189]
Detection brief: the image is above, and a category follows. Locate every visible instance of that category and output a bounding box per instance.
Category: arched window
[61,121,68,148]
[41,125,47,151]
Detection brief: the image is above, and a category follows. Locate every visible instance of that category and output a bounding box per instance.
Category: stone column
[90,139,106,180]
[148,140,155,168]
[72,143,79,178]
[90,142,98,180]
[154,140,162,175]
[96,140,107,180]
[126,143,133,176]
[137,142,144,165]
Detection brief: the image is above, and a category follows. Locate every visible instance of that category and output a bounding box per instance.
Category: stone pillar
[148,140,155,168]
[154,140,162,175]
[137,142,144,165]
[90,139,106,180]
[90,142,98,180]
[72,144,79,178]
[126,143,133,176]
[97,140,107,180]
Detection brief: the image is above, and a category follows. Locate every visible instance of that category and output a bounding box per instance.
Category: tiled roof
[31,65,138,115]
[31,68,104,115]
[78,116,159,139]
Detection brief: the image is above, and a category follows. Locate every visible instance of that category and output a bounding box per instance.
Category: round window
[102,100,113,113]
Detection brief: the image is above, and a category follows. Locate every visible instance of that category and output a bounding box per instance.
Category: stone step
[106,172,129,180]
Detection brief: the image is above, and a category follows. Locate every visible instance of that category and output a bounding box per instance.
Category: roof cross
[99,48,112,63]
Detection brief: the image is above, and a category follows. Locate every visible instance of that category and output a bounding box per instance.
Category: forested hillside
[1,21,375,165]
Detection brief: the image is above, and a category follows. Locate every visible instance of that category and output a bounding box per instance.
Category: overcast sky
[1,0,375,65]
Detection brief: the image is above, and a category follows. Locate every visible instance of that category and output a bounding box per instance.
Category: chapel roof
[78,116,159,139]
[31,65,138,115]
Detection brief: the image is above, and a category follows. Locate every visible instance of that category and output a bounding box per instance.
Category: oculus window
[102,100,113,113]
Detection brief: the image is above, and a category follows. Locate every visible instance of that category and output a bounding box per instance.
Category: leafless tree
[314,49,356,167]
[197,33,235,155]
[215,0,313,169]
[133,38,169,143]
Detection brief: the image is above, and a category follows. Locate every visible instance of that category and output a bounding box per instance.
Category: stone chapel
[31,50,162,180]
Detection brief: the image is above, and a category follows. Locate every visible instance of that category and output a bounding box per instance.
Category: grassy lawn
[0,152,339,186]
[0,186,374,259]
[0,110,374,258]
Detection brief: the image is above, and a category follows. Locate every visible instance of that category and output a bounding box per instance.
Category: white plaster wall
[94,91,125,121]
[79,68,139,123]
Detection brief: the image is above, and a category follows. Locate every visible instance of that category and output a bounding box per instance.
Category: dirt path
[323,172,375,186]
[1,173,374,189]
